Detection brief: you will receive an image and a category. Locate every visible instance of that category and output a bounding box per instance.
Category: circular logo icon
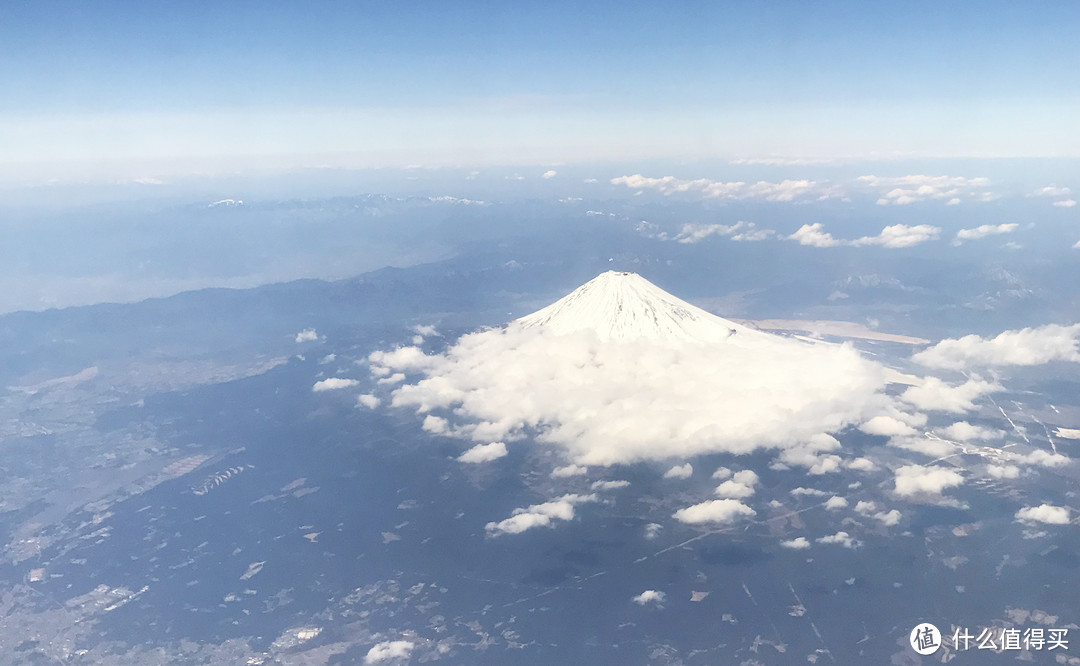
[910,623,942,655]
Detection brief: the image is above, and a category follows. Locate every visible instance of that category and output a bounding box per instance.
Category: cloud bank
[913,324,1080,370]
[789,223,940,248]
[373,325,892,466]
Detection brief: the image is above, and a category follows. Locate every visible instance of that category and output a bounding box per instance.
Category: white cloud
[413,324,438,337]
[893,465,964,497]
[712,467,733,480]
[774,434,843,474]
[295,328,318,343]
[789,222,939,249]
[853,502,902,525]
[851,224,940,248]
[422,415,450,434]
[552,464,587,478]
[824,496,848,510]
[458,441,508,464]
[816,531,859,548]
[715,480,756,499]
[873,509,903,526]
[591,479,630,491]
[542,169,557,179]
[913,324,1080,370]
[790,487,828,497]
[789,223,840,247]
[939,421,1001,441]
[860,415,917,437]
[632,590,666,605]
[364,640,413,664]
[644,523,663,539]
[663,463,693,479]
[900,377,1000,413]
[858,174,994,206]
[846,457,878,472]
[673,499,756,525]
[1017,450,1070,468]
[1015,504,1070,525]
[674,221,774,244]
[854,500,878,515]
[312,377,360,392]
[1054,199,1077,208]
[357,394,381,409]
[953,223,1019,245]
[1032,185,1071,198]
[780,537,811,549]
[986,464,1021,479]
[485,493,596,536]
[611,174,839,202]
[376,317,892,466]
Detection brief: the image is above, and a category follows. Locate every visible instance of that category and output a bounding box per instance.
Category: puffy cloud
[851,224,940,248]
[780,537,811,549]
[644,523,663,539]
[364,640,413,664]
[789,223,840,248]
[846,457,878,472]
[860,415,918,437]
[712,467,733,480]
[422,415,450,434]
[674,221,775,244]
[485,494,596,536]
[369,346,438,373]
[663,463,693,479]
[377,315,891,466]
[1017,450,1069,468]
[856,502,901,524]
[542,170,557,179]
[858,174,994,206]
[673,499,756,525]
[789,223,939,249]
[913,324,1080,370]
[854,500,878,515]
[953,223,1019,245]
[1015,504,1070,525]
[632,590,666,605]
[939,421,1001,441]
[873,509,903,526]
[610,174,838,202]
[790,487,828,497]
[357,394,381,409]
[413,324,438,336]
[312,377,360,392]
[824,496,848,510]
[551,464,587,478]
[458,441,508,463]
[816,531,859,548]
[986,464,1021,479]
[295,328,318,343]
[1055,199,1078,208]
[715,480,756,499]
[591,479,630,491]
[893,465,964,497]
[900,377,1000,413]
[774,434,842,474]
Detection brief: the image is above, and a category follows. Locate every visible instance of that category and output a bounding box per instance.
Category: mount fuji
[515,271,763,343]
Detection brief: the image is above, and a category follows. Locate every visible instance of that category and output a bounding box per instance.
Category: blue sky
[3,1,1079,182]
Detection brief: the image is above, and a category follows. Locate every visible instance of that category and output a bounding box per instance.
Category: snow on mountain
[516,271,763,343]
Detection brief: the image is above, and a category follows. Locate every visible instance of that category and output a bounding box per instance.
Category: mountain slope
[515,271,765,343]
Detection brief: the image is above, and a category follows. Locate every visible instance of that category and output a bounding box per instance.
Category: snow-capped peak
[515,271,762,343]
